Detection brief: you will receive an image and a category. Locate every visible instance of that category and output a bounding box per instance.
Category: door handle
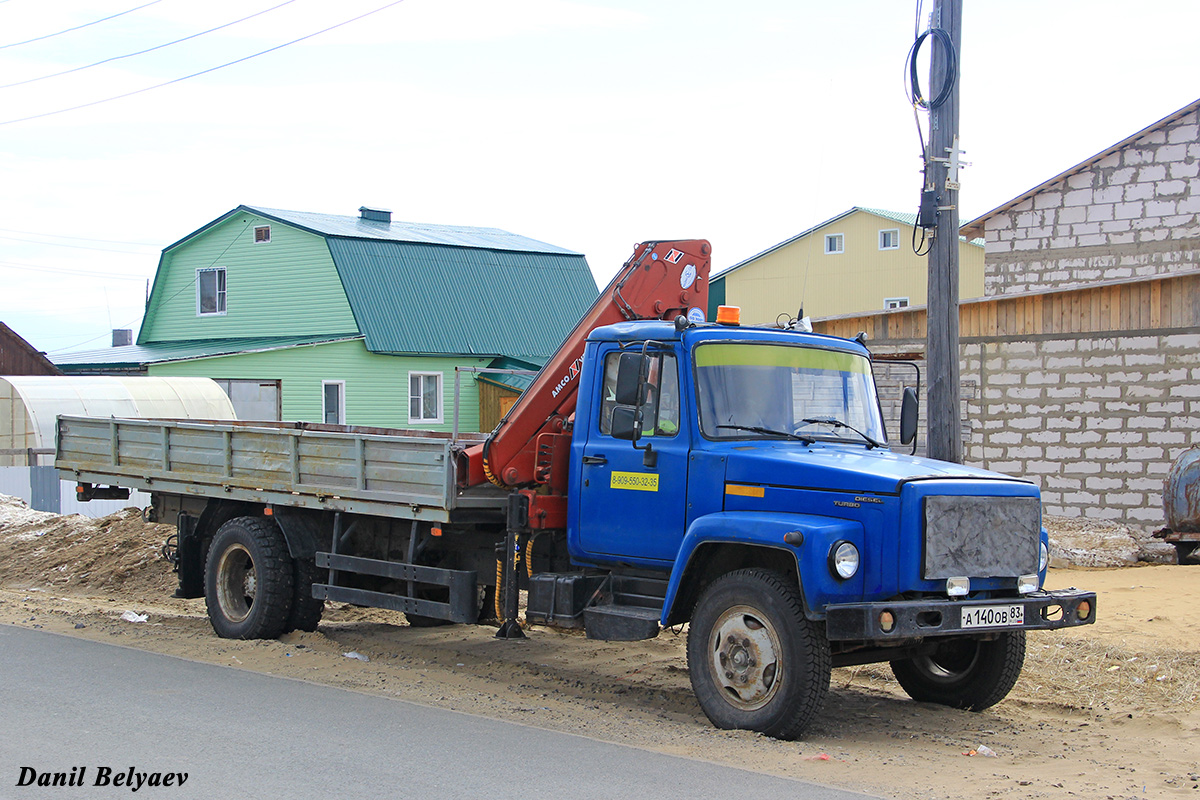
[582,455,607,466]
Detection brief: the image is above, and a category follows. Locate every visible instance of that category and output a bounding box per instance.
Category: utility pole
[926,0,963,463]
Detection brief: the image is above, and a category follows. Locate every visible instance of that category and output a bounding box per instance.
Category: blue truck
[56,239,1095,740]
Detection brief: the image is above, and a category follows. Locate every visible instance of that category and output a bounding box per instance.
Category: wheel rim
[708,604,783,711]
[914,638,981,683]
[215,543,256,623]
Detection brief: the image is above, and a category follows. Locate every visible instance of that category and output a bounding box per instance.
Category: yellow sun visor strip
[694,343,870,373]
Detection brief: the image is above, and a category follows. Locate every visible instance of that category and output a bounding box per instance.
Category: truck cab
[548,315,1093,738]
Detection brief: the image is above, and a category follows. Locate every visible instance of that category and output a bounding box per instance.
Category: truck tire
[686,568,830,740]
[1175,542,1199,564]
[205,517,294,640]
[284,556,325,633]
[890,631,1025,711]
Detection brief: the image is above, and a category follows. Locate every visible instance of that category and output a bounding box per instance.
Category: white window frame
[408,371,443,425]
[879,228,900,250]
[196,267,227,316]
[884,297,910,310]
[254,225,271,244]
[824,233,844,254]
[322,380,346,425]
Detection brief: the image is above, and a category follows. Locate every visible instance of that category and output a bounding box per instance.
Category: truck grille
[923,496,1040,580]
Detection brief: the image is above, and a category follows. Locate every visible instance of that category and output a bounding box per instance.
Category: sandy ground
[1,497,1198,800]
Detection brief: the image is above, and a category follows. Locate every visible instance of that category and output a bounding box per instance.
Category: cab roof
[587,320,870,357]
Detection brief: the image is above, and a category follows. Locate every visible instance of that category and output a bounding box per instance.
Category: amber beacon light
[715,305,741,326]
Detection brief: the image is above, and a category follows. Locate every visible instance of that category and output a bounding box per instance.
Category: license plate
[961,604,1024,629]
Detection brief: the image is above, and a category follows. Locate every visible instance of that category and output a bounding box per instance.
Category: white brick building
[962,98,1200,296]
[816,98,1200,532]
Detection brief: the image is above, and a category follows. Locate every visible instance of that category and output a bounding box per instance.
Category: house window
[879,229,899,250]
[409,372,443,424]
[824,234,844,254]
[254,226,271,243]
[197,267,226,315]
[322,381,345,425]
[884,297,910,310]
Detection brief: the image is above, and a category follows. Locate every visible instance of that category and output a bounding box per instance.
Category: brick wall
[981,106,1200,296]
[959,331,1200,528]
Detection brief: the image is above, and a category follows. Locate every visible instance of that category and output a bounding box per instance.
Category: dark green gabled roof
[476,356,544,393]
[150,205,599,362]
[245,206,581,255]
[327,238,597,361]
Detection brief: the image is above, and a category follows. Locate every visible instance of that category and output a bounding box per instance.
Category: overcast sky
[1,0,1196,357]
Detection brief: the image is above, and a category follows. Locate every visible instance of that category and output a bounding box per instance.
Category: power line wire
[47,316,144,353]
[0,226,161,247]
[49,219,256,353]
[0,233,156,254]
[0,260,150,280]
[0,0,165,50]
[0,0,298,91]
[0,0,407,127]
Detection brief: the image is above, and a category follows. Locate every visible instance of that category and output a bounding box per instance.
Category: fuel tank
[1165,448,1200,532]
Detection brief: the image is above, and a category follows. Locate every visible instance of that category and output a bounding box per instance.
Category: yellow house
[710,208,985,324]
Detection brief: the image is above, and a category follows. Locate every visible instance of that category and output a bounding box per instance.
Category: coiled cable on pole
[906,27,957,111]
[903,5,959,256]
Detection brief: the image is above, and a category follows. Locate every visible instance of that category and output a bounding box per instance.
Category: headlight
[829,541,860,580]
[1039,541,1049,572]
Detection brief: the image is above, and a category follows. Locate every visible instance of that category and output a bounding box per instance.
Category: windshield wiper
[716,424,814,444]
[798,417,885,449]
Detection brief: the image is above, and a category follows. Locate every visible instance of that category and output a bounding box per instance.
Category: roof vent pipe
[359,206,392,223]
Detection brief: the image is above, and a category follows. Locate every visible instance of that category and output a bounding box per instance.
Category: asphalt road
[0,626,880,800]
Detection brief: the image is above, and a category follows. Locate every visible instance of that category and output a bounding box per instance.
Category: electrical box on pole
[925,0,963,463]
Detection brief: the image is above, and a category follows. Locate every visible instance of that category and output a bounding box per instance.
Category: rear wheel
[284,556,325,633]
[890,631,1026,711]
[686,569,830,740]
[1175,542,1199,564]
[205,517,294,639]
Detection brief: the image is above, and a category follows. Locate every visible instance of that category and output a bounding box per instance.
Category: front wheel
[890,631,1026,711]
[686,569,830,740]
[205,517,294,639]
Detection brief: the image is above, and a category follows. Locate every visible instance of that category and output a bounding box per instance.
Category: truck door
[576,350,689,564]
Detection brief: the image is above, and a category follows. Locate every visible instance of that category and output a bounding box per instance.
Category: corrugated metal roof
[476,356,544,393]
[328,239,597,360]
[243,206,581,256]
[858,208,919,228]
[712,206,981,283]
[53,335,361,369]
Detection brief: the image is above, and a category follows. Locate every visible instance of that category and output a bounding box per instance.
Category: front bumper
[824,588,1096,642]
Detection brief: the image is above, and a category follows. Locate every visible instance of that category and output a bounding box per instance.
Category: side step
[313,551,478,624]
[583,604,662,641]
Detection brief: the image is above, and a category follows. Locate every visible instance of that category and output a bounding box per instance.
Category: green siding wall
[140,213,359,343]
[147,340,491,433]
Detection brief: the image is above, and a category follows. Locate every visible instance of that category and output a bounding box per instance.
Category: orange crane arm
[460,239,711,491]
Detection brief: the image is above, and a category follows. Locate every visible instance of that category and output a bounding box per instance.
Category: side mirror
[611,406,639,441]
[615,353,647,406]
[900,386,919,446]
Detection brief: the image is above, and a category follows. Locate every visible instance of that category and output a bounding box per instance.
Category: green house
[55,205,599,433]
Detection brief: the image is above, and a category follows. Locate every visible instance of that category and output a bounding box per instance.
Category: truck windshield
[694,343,886,443]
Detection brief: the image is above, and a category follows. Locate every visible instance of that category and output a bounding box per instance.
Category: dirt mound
[1045,514,1176,567]
[0,494,175,595]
